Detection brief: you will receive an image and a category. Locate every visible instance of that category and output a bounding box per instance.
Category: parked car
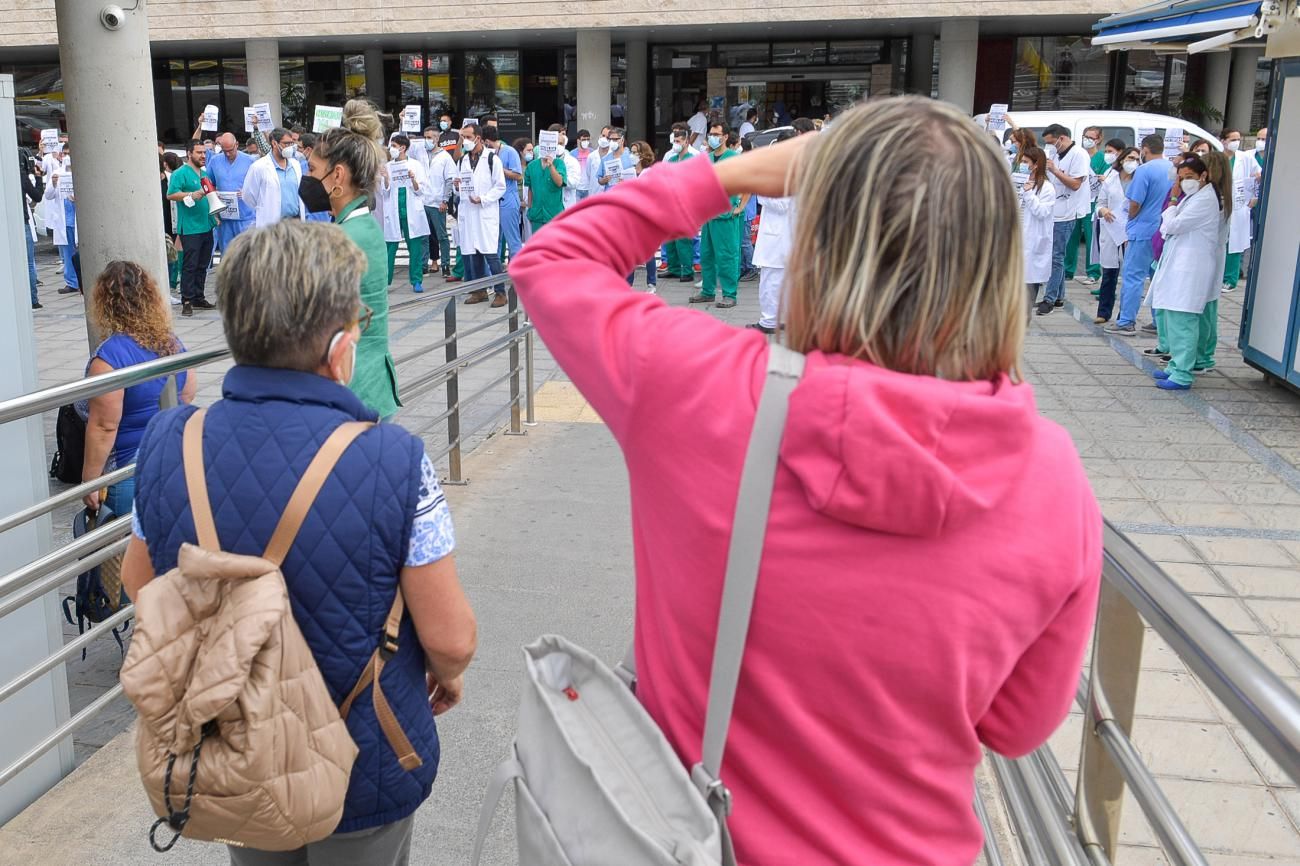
[747,125,794,148]
[971,109,1223,151]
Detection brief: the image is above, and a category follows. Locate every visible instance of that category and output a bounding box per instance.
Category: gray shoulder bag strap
[690,343,805,864]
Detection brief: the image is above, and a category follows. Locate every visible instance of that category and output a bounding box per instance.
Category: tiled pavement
[15,239,1300,862]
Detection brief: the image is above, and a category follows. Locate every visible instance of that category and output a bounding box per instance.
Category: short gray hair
[217,221,366,371]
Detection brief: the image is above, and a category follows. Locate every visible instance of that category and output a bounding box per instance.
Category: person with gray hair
[121,218,477,866]
[241,126,303,228]
[206,131,257,252]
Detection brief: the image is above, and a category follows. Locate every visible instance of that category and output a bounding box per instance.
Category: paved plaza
[2,239,1300,864]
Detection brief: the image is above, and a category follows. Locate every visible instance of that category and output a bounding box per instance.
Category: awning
[1093,0,1262,51]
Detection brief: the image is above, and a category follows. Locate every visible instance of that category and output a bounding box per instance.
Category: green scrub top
[709,149,741,218]
[525,157,568,225]
[338,195,401,419]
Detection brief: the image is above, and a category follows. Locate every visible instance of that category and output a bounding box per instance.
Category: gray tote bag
[472,344,806,866]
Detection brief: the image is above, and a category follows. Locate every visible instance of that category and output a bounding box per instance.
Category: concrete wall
[3,1,1145,48]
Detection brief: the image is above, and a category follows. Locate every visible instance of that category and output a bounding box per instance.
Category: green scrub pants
[1223,252,1243,288]
[1064,210,1101,281]
[386,191,428,288]
[700,216,740,299]
[665,238,694,279]
[1155,303,1217,371]
[1163,309,1204,386]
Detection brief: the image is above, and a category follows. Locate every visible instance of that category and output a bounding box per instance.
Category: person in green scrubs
[690,122,742,309]
[524,140,567,234]
[1065,125,1105,286]
[301,100,401,419]
[663,126,696,282]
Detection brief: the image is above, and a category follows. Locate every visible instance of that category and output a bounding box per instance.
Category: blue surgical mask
[707,135,722,150]
[670,142,683,155]
[525,151,534,162]
[440,121,450,131]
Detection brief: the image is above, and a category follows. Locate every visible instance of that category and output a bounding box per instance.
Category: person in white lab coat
[421,130,460,277]
[554,127,583,210]
[380,134,432,294]
[240,128,303,228]
[1091,143,1137,323]
[748,129,799,334]
[1219,128,1256,292]
[1148,154,1228,391]
[456,122,508,307]
[1018,146,1054,312]
[42,142,80,294]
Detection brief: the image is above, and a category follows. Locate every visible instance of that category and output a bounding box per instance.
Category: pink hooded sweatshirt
[510,155,1102,866]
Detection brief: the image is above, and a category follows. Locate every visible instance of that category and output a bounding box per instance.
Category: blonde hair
[314,98,387,198]
[217,221,366,371]
[784,97,1026,382]
[91,261,179,356]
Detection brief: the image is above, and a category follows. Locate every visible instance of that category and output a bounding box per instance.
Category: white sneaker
[1222,283,1235,293]
[55,262,63,274]
[1076,276,1095,285]
[169,295,181,305]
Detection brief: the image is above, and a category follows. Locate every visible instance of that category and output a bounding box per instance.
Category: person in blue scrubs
[205,132,257,252]
[484,117,524,262]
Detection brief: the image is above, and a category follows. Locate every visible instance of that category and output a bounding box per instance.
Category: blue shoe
[1152,370,1170,380]
[1156,378,1191,391]
[412,284,423,293]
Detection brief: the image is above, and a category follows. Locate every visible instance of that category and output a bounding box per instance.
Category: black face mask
[299,174,332,214]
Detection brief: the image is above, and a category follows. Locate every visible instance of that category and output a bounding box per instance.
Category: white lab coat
[1090,170,1129,270]
[752,196,795,270]
[1227,154,1254,254]
[380,159,432,242]
[1019,181,1054,285]
[42,164,74,246]
[1149,185,1225,314]
[584,148,613,195]
[560,151,582,209]
[422,150,457,208]
[240,153,303,228]
[456,149,506,254]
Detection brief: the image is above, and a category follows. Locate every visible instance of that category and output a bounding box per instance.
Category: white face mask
[389,146,401,160]
[1180,178,1202,196]
[1255,139,1267,151]
[1103,152,1118,165]
[670,142,683,155]
[1082,137,1097,150]
[281,143,298,160]
[1122,160,1139,174]
[598,137,610,150]
[1226,140,1241,151]
[579,140,590,150]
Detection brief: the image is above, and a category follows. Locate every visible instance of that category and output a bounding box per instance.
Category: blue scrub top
[206,150,257,222]
[275,160,301,220]
[498,143,523,208]
[1125,159,1174,242]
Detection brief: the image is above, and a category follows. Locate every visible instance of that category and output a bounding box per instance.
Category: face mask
[327,331,357,386]
[525,151,534,162]
[299,174,332,213]
[1103,152,1118,165]
[1002,139,1016,153]
[424,139,436,152]
[608,140,621,152]
[389,146,401,160]
[579,140,590,150]
[670,142,683,155]
[1082,137,1097,149]
[1194,150,1209,159]
[1226,140,1241,151]
[598,137,610,150]
[440,121,450,131]
[707,135,722,150]
[1180,178,1201,196]
[1256,139,1267,151]
[1122,160,1139,174]
[463,139,476,151]
[282,144,298,160]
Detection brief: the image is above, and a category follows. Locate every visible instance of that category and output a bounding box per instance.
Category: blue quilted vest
[132,365,438,833]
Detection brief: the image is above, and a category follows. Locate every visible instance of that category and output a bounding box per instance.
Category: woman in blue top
[81,261,196,517]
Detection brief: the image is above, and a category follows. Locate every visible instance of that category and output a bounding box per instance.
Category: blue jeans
[60,225,80,291]
[499,201,523,262]
[693,233,701,265]
[25,229,38,304]
[464,252,504,291]
[1118,236,1156,327]
[1096,266,1120,322]
[1044,220,1073,304]
[103,476,136,520]
[740,216,754,274]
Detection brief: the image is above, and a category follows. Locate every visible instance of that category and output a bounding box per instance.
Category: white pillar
[56,0,169,345]
[910,33,935,96]
[626,39,648,141]
[577,30,611,136]
[937,20,979,114]
[1226,46,1264,134]
[1204,51,1231,129]
[246,38,283,128]
[0,73,75,824]
[364,48,385,107]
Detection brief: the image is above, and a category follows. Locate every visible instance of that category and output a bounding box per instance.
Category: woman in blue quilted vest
[121,220,478,866]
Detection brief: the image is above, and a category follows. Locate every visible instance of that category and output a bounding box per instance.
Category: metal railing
[0,273,534,794]
[977,520,1300,865]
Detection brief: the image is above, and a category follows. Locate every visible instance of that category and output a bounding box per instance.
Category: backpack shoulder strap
[262,421,374,566]
[182,409,220,551]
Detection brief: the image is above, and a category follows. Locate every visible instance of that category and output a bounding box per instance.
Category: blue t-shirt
[498,143,523,208]
[276,160,301,220]
[1125,159,1174,241]
[86,333,188,466]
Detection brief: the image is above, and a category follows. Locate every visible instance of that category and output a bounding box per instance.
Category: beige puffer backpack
[121,411,379,852]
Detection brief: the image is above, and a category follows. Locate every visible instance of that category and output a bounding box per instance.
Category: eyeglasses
[354,303,374,335]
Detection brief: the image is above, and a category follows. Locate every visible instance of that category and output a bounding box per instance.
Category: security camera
[100,5,125,30]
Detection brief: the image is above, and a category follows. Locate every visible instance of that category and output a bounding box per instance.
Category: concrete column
[937,20,979,114]
[910,33,935,96]
[0,73,75,825]
[246,38,282,128]
[364,47,385,106]
[1203,51,1231,129]
[1226,46,1264,134]
[55,0,169,347]
[577,30,611,137]
[625,39,648,141]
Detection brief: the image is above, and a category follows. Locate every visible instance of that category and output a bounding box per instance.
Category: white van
[972,109,1224,151]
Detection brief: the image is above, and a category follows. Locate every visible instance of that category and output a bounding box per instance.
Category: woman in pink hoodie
[509,97,1101,866]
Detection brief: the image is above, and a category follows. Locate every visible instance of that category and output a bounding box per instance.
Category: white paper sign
[312,105,343,132]
[201,105,220,132]
[215,191,240,220]
[987,104,1009,133]
[603,157,624,184]
[57,173,74,195]
[252,102,274,128]
[621,160,639,182]
[401,105,422,134]
[40,128,60,149]
[537,130,560,160]
[1136,127,1156,146]
[1163,128,1184,158]
[1101,207,1129,249]
[459,169,475,199]
[388,162,412,187]
[243,107,259,133]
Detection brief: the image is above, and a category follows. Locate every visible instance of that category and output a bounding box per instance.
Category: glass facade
[1012,37,1110,111]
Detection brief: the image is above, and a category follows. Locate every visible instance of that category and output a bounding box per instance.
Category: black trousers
[180,231,214,303]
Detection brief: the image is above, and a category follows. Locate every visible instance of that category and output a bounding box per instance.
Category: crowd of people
[1009,116,1267,390]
